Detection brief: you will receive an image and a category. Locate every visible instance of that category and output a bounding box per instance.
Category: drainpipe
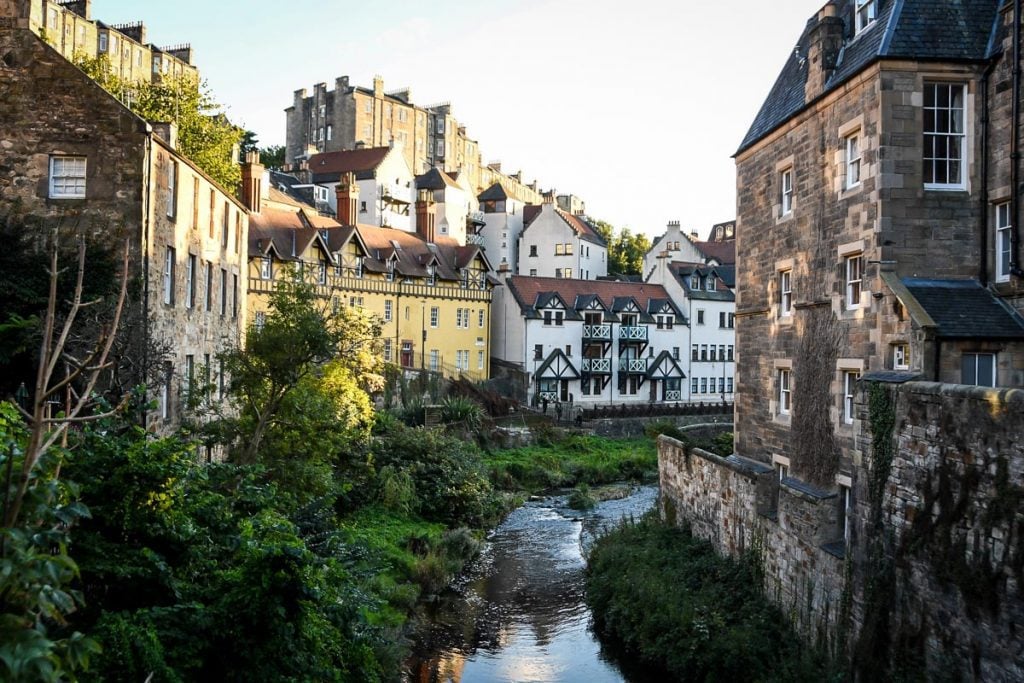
[1011,0,1023,276]
[981,58,996,285]
[142,131,153,427]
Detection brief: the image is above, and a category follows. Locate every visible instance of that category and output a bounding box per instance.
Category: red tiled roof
[694,239,735,265]
[308,147,391,176]
[508,276,669,311]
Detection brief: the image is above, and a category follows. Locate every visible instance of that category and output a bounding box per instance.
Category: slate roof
[477,182,510,201]
[692,239,736,265]
[523,205,608,246]
[415,167,458,191]
[737,0,1002,154]
[901,279,1024,339]
[669,263,736,302]
[507,276,680,322]
[308,147,391,183]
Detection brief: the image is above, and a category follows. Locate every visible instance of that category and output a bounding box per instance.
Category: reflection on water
[406,486,657,683]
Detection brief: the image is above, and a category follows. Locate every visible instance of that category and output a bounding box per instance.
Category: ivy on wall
[792,306,842,486]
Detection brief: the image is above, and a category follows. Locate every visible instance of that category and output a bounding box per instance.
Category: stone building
[242,157,495,382]
[0,9,247,432]
[20,0,197,83]
[671,0,1024,677]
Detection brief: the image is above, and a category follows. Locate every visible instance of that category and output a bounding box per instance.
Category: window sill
[924,184,968,193]
[775,211,794,226]
[774,413,792,426]
[839,183,863,201]
[778,313,794,325]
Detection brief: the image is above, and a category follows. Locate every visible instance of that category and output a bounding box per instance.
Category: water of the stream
[405,485,658,683]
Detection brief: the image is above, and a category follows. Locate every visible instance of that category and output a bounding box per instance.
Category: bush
[568,483,597,510]
[586,514,832,681]
[439,395,485,432]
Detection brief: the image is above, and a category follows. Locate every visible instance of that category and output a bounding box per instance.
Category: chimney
[668,220,680,230]
[335,172,360,225]
[415,189,436,243]
[373,75,384,98]
[803,3,844,102]
[240,151,265,214]
[542,191,555,205]
[151,121,178,149]
[2,0,31,27]
[335,75,350,92]
[690,230,699,240]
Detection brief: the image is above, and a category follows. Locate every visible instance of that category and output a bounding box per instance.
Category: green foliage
[486,435,657,493]
[259,145,286,170]
[586,514,833,681]
[74,54,242,189]
[591,219,652,276]
[567,483,597,510]
[439,395,485,432]
[371,422,499,528]
[644,419,691,444]
[0,402,100,682]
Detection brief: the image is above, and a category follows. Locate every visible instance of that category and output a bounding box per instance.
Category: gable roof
[308,147,391,182]
[691,239,736,265]
[508,276,677,320]
[737,0,1001,154]
[669,263,736,302]
[901,278,1024,339]
[523,205,607,246]
[478,182,510,201]
[415,167,459,191]
[535,348,580,380]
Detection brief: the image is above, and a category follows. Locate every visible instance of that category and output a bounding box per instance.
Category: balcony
[466,233,485,246]
[583,324,612,341]
[619,358,649,373]
[538,391,559,403]
[581,357,612,374]
[619,326,648,342]
[665,390,682,401]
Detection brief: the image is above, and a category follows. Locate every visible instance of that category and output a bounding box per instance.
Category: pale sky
[98,0,817,239]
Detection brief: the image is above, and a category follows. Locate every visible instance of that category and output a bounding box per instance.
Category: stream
[405,485,658,683]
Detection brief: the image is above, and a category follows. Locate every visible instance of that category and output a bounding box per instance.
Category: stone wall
[589,414,731,439]
[660,380,1023,679]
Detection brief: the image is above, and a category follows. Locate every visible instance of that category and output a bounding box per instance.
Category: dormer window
[386,260,395,282]
[690,274,700,289]
[706,276,715,292]
[855,0,876,34]
[260,256,273,280]
[354,257,363,279]
[426,264,436,286]
[318,260,328,285]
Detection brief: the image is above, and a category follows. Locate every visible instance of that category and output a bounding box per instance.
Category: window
[565,243,574,255]
[233,274,238,318]
[49,156,87,198]
[167,160,177,218]
[924,83,966,189]
[185,254,196,310]
[700,345,708,361]
[384,300,393,322]
[727,377,734,393]
[727,345,734,361]
[718,377,725,394]
[383,339,392,362]
[997,202,1012,282]
[855,0,876,33]
[781,167,793,215]
[778,369,792,415]
[555,243,565,256]
[326,125,333,141]
[364,99,372,113]
[706,276,715,291]
[163,247,175,305]
[220,270,228,317]
[192,177,200,229]
[672,347,680,360]
[317,260,327,285]
[254,311,266,331]
[429,349,439,372]
[555,311,564,326]
[845,133,861,189]
[780,269,793,316]
[728,313,735,328]
[894,343,910,370]
[692,344,699,361]
[218,358,226,399]
[534,344,543,360]
[838,484,852,546]
[529,245,538,257]
[222,203,230,248]
[478,309,485,328]
[430,306,439,328]
[700,378,708,394]
[161,361,173,419]
[845,254,864,308]
[962,353,996,387]
[478,351,485,370]
[529,269,537,276]
[691,377,699,393]
[697,309,705,325]
[690,274,700,289]
[208,189,216,238]
[710,346,718,361]
[205,263,213,311]
[99,32,108,51]
[843,371,861,424]
[184,355,194,399]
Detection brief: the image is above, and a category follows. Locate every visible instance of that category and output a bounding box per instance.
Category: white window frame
[185,254,196,310]
[855,0,876,33]
[962,352,997,387]
[893,343,910,370]
[778,368,791,416]
[845,133,861,190]
[478,350,485,370]
[383,339,392,362]
[167,160,177,218]
[163,247,175,305]
[845,254,864,309]
[384,300,393,322]
[430,306,439,328]
[996,202,1012,283]
[49,156,87,199]
[842,370,860,425]
[924,82,967,190]
[429,349,439,372]
[780,167,793,215]
[779,269,793,316]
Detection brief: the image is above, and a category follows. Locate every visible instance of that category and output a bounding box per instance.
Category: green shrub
[568,483,597,510]
[586,514,832,681]
[439,396,485,431]
[644,419,690,444]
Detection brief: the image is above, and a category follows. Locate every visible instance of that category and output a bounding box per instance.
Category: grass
[485,434,657,493]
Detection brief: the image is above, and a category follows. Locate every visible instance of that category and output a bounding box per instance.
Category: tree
[220,277,381,464]
[259,145,286,170]
[74,55,243,189]
[591,219,651,276]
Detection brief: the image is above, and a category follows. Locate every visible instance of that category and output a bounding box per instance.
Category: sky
[97,0,818,240]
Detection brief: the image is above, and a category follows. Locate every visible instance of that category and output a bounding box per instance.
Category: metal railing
[619,358,649,373]
[583,324,611,340]
[665,390,682,401]
[581,358,611,373]
[619,326,648,342]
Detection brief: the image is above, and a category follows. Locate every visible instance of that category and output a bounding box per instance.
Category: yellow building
[240,156,494,382]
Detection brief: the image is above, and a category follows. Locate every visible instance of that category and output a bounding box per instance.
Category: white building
[477,182,525,274]
[415,167,481,246]
[518,201,607,280]
[493,276,691,406]
[305,145,416,231]
[643,219,736,278]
